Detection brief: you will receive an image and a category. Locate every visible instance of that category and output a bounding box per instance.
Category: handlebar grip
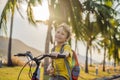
[14,51,31,57]
[42,54,56,58]
[44,54,65,58]
[57,54,66,58]
[14,53,26,56]
[14,51,33,60]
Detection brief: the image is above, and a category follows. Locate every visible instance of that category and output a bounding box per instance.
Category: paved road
[95,75,120,80]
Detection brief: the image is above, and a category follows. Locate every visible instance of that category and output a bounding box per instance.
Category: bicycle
[14,51,56,80]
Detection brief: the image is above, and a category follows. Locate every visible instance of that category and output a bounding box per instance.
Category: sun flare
[33,1,49,21]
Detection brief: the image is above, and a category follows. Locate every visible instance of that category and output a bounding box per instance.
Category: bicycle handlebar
[14,51,33,60]
[14,51,66,80]
[14,51,56,62]
[14,51,58,80]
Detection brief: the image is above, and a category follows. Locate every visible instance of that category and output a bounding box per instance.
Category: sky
[0,0,105,63]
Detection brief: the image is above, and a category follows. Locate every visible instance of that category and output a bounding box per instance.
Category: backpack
[59,44,80,80]
[71,50,80,80]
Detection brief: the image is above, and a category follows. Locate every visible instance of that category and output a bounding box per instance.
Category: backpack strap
[72,50,79,66]
[60,43,66,53]
[60,44,72,80]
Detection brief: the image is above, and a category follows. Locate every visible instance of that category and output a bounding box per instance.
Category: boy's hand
[50,52,59,58]
[47,64,54,75]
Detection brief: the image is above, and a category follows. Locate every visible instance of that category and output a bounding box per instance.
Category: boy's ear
[66,38,69,42]
[66,37,71,41]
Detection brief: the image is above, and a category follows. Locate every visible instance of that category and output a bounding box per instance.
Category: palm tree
[107,19,120,69]
[0,0,18,66]
[84,13,100,73]
[106,0,120,70]
[98,1,120,71]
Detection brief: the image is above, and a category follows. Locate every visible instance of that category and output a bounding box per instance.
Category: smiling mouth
[56,37,61,39]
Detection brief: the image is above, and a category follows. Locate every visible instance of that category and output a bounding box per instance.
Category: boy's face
[55,27,68,44]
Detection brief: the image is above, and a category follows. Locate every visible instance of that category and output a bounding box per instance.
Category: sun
[33,1,49,21]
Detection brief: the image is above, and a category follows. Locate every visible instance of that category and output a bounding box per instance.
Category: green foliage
[27,4,36,25]
[0,0,18,34]
[48,0,84,40]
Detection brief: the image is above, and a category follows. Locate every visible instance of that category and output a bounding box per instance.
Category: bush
[11,56,24,66]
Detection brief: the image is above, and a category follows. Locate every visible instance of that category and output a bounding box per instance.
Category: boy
[47,23,73,80]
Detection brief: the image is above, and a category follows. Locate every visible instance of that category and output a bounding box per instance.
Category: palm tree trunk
[7,10,14,66]
[85,44,89,73]
[44,0,53,74]
[44,21,52,74]
[103,46,106,72]
[113,46,117,72]
[90,48,92,66]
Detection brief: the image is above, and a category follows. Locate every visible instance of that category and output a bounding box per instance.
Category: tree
[83,12,100,73]
[83,0,120,72]
[107,20,120,68]
[0,0,18,66]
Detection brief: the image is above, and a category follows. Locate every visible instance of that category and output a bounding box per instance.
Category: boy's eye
[56,30,66,36]
[61,33,65,35]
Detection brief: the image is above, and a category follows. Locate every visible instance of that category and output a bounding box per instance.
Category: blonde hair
[57,23,71,39]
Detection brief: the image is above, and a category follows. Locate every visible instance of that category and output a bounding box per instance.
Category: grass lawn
[0,65,119,80]
[78,66,120,80]
[0,66,31,80]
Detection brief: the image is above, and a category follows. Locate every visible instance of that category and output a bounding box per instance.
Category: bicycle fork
[31,63,40,80]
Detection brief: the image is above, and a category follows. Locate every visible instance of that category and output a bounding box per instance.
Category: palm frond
[27,3,36,25]
[0,0,16,34]
[16,3,24,19]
